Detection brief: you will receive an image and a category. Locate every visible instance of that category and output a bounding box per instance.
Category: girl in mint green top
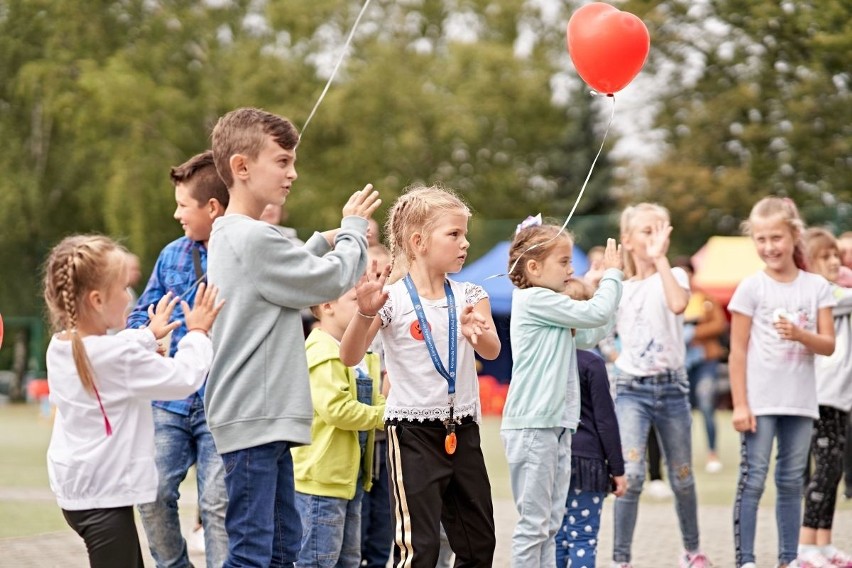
[501,221,623,568]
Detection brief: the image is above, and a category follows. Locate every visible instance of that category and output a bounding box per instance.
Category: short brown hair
[170,150,229,208]
[211,107,300,188]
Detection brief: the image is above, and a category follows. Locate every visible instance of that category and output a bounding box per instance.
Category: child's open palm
[147,292,182,340]
[355,261,390,317]
[602,238,623,271]
[460,305,489,346]
[646,221,672,260]
[182,283,225,334]
[342,184,382,220]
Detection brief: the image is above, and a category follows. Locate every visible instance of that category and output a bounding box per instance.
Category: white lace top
[378,278,487,422]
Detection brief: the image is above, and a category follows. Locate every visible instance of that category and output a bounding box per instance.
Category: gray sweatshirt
[206,214,368,453]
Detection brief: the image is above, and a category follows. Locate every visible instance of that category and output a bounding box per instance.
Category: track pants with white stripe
[386,418,496,568]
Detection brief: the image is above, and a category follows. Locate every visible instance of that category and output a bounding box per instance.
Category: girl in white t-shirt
[728,198,836,568]
[796,228,852,567]
[611,203,710,568]
[339,184,501,567]
[42,235,223,568]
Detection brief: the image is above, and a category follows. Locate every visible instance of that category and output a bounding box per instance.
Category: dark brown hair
[211,107,299,188]
[170,150,229,208]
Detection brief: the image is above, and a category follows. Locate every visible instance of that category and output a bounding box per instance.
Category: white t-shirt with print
[728,270,836,419]
[615,268,690,376]
[378,278,486,423]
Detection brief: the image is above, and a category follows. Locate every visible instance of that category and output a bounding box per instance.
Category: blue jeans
[503,427,572,568]
[733,415,813,567]
[688,360,719,453]
[138,399,228,568]
[295,487,364,568]
[360,439,392,568]
[555,486,605,568]
[222,442,301,568]
[612,370,700,563]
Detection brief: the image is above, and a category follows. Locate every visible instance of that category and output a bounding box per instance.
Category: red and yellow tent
[691,236,765,307]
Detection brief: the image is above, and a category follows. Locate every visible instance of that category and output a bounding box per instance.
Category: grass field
[1,402,849,540]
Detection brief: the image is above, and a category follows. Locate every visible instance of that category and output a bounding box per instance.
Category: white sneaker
[705,459,723,473]
[741,563,756,568]
[612,563,633,568]
[645,479,674,499]
[189,526,205,553]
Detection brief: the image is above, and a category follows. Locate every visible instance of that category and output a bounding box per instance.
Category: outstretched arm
[340,261,389,366]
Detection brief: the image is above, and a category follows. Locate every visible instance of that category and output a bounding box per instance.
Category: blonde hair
[385,184,471,282]
[43,235,127,395]
[741,196,807,270]
[619,203,670,278]
[508,224,574,289]
[802,227,838,272]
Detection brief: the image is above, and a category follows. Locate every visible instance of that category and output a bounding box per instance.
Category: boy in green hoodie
[292,285,386,567]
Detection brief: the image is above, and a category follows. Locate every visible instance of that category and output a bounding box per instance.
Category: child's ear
[525,258,539,276]
[410,232,425,253]
[207,198,226,219]
[87,289,104,313]
[230,154,249,180]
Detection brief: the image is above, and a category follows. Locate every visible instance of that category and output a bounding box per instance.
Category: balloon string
[490,94,617,280]
[299,0,373,141]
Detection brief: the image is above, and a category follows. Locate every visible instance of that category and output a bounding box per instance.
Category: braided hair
[508,224,574,289]
[43,235,126,394]
[384,183,470,283]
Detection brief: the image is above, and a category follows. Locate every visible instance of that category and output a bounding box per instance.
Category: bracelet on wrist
[357,310,376,320]
[188,327,209,335]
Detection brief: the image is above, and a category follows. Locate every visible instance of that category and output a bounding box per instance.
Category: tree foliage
[0,0,613,318]
[621,0,851,253]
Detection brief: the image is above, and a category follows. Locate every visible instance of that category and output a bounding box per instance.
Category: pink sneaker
[827,549,852,568]
[681,550,711,568]
[794,553,832,568]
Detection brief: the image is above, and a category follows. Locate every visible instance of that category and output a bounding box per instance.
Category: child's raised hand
[182,283,225,335]
[602,238,623,271]
[342,184,382,220]
[460,304,490,346]
[646,220,672,260]
[147,292,182,340]
[355,260,390,317]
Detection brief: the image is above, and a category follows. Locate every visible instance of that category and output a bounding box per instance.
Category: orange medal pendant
[445,431,457,455]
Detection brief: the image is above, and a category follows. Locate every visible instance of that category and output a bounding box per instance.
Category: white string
[491,93,617,280]
[299,0,374,141]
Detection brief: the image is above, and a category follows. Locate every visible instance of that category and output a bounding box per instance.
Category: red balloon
[566,2,650,95]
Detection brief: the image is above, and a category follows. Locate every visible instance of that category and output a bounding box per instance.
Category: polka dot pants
[555,487,605,568]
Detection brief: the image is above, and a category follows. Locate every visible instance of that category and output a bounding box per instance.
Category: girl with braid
[42,235,223,568]
[500,218,623,568]
[340,184,501,567]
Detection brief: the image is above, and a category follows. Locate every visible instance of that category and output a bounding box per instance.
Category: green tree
[621,0,851,251]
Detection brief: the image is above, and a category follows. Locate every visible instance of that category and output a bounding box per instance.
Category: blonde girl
[501,220,623,568]
[611,203,709,568]
[795,228,852,568]
[43,235,223,568]
[728,198,835,568]
[339,184,501,567]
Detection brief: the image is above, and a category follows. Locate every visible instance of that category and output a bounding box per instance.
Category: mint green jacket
[293,328,386,499]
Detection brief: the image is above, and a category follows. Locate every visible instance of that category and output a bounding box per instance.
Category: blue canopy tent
[455,241,588,381]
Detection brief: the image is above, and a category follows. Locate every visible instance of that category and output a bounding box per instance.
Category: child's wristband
[188,328,209,336]
[357,310,376,320]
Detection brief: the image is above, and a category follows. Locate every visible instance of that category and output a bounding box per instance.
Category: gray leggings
[63,506,144,568]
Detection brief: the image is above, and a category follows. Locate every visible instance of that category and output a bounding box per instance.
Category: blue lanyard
[403,275,457,395]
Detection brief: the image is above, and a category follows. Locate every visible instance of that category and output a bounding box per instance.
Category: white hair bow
[515,213,542,235]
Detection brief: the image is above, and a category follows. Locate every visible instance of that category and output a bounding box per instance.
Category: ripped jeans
[611,368,700,563]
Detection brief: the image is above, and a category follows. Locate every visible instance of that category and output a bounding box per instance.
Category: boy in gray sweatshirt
[207,107,382,567]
